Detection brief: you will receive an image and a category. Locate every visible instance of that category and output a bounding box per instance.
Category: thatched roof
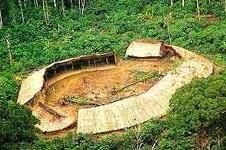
[125,40,163,58]
[17,69,46,105]
[77,46,214,134]
[17,53,116,105]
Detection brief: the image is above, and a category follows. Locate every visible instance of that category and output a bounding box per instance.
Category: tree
[225,0,226,11]
[53,0,56,8]
[23,0,27,9]
[0,101,37,149]
[0,74,37,149]
[79,0,86,15]
[170,0,173,6]
[18,0,25,23]
[164,14,172,44]
[196,0,200,20]
[0,8,2,29]
[42,0,49,25]
[182,0,184,7]
[61,0,65,17]
[34,0,38,7]
[70,0,73,8]
[4,36,13,65]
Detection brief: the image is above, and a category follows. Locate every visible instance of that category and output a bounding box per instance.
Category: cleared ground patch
[32,58,171,134]
[45,59,169,105]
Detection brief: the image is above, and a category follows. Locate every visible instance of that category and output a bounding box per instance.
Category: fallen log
[61,95,105,106]
[38,102,64,118]
[113,72,162,94]
[110,93,137,103]
[112,80,142,94]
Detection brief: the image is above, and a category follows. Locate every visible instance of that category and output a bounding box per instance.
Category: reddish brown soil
[45,59,169,105]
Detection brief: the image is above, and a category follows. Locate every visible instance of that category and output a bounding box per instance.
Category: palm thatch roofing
[125,39,164,58]
[17,53,116,105]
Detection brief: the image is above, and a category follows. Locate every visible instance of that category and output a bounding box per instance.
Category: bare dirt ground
[45,59,170,105]
[32,58,172,138]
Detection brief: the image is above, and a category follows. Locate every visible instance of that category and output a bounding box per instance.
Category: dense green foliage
[1,0,226,149]
[0,73,37,149]
[159,73,226,149]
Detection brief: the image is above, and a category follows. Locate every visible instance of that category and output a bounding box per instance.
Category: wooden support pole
[64,64,66,71]
[72,61,75,70]
[114,54,117,64]
[70,61,73,70]
[54,68,57,75]
[94,59,96,67]
[88,60,91,67]
[106,57,109,65]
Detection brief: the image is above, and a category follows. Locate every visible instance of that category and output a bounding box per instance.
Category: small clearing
[33,58,172,136]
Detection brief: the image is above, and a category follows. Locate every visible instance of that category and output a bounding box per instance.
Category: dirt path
[76,46,213,134]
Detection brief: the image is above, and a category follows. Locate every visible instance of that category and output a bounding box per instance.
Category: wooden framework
[161,44,182,58]
[44,53,116,81]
